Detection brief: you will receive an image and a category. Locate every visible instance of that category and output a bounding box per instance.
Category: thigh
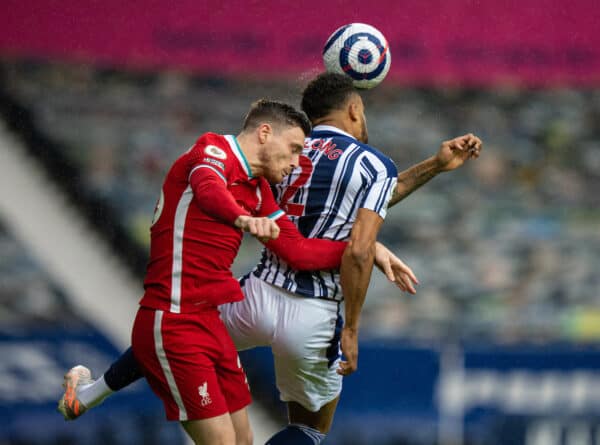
[220,274,278,351]
[132,307,186,421]
[271,297,343,412]
[132,308,234,421]
[215,319,252,415]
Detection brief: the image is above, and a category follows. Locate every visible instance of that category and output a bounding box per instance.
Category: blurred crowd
[1,60,599,344]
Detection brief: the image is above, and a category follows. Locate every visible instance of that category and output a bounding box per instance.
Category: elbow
[345,240,376,266]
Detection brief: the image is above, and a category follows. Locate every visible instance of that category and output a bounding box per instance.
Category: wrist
[234,214,249,229]
[429,155,445,173]
[343,325,359,333]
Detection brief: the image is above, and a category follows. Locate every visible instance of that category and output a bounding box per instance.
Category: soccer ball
[322,23,391,89]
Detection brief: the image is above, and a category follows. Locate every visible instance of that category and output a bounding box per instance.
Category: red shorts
[131,306,252,421]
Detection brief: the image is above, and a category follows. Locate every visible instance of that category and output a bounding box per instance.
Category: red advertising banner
[1,0,599,86]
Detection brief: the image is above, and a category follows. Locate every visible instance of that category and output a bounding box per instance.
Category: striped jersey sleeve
[356,151,397,220]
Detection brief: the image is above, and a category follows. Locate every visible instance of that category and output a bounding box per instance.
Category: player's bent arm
[189,166,250,224]
[191,170,279,241]
[388,134,483,208]
[389,156,442,208]
[338,208,384,376]
[264,215,347,271]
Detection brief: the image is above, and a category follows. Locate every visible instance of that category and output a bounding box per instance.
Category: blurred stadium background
[1,1,599,444]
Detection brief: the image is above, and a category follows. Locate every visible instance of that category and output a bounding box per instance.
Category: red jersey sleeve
[188,138,250,225]
[258,179,347,271]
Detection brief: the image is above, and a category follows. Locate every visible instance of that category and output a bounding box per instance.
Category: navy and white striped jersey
[251,125,398,301]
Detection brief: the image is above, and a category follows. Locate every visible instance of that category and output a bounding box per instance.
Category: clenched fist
[234,215,280,242]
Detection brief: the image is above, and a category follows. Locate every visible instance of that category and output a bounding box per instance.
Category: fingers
[337,360,357,376]
[374,243,397,281]
[270,220,280,239]
[381,259,396,282]
[383,255,419,294]
[242,217,280,241]
[397,272,417,294]
[337,351,358,375]
[394,259,419,285]
[447,138,468,153]
[467,135,482,158]
[447,133,483,158]
[338,328,358,376]
[460,133,483,158]
[392,271,416,294]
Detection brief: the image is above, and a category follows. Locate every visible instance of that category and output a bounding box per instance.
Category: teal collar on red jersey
[225,135,253,179]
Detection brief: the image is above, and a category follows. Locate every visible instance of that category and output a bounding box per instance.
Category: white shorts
[219,273,343,412]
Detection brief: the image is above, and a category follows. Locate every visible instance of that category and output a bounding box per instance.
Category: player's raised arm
[388,133,483,208]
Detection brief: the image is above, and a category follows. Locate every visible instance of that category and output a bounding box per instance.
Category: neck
[235,132,263,177]
[313,115,354,137]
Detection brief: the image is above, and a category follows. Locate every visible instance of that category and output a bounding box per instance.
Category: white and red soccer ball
[322,23,391,89]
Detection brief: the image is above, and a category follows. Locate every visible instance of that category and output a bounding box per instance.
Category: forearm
[388,156,442,208]
[285,238,347,270]
[340,241,375,330]
[265,216,347,270]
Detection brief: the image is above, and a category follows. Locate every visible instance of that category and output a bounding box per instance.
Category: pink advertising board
[1,0,599,86]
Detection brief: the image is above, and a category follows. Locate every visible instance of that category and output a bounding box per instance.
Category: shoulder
[184,133,241,183]
[187,132,237,170]
[354,142,398,177]
[190,132,233,159]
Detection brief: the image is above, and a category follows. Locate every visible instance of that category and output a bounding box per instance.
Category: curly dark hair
[242,99,312,136]
[301,73,356,122]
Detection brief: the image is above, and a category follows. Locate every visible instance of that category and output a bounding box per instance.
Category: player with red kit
[131,100,348,445]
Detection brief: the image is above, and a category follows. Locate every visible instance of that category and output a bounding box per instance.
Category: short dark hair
[301,73,356,122]
[242,99,312,136]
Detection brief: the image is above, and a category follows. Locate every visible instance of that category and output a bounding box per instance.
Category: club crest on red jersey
[204,145,227,159]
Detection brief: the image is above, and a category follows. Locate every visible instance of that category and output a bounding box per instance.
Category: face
[259,124,305,184]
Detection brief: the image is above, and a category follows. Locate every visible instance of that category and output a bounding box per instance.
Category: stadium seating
[2,60,598,344]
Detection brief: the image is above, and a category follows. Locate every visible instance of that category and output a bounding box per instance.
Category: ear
[348,101,360,123]
[258,123,273,144]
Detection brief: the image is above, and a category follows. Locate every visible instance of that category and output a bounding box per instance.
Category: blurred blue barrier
[0,327,184,445]
[242,341,600,445]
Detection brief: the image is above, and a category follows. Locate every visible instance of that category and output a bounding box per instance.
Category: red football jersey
[140,133,346,313]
